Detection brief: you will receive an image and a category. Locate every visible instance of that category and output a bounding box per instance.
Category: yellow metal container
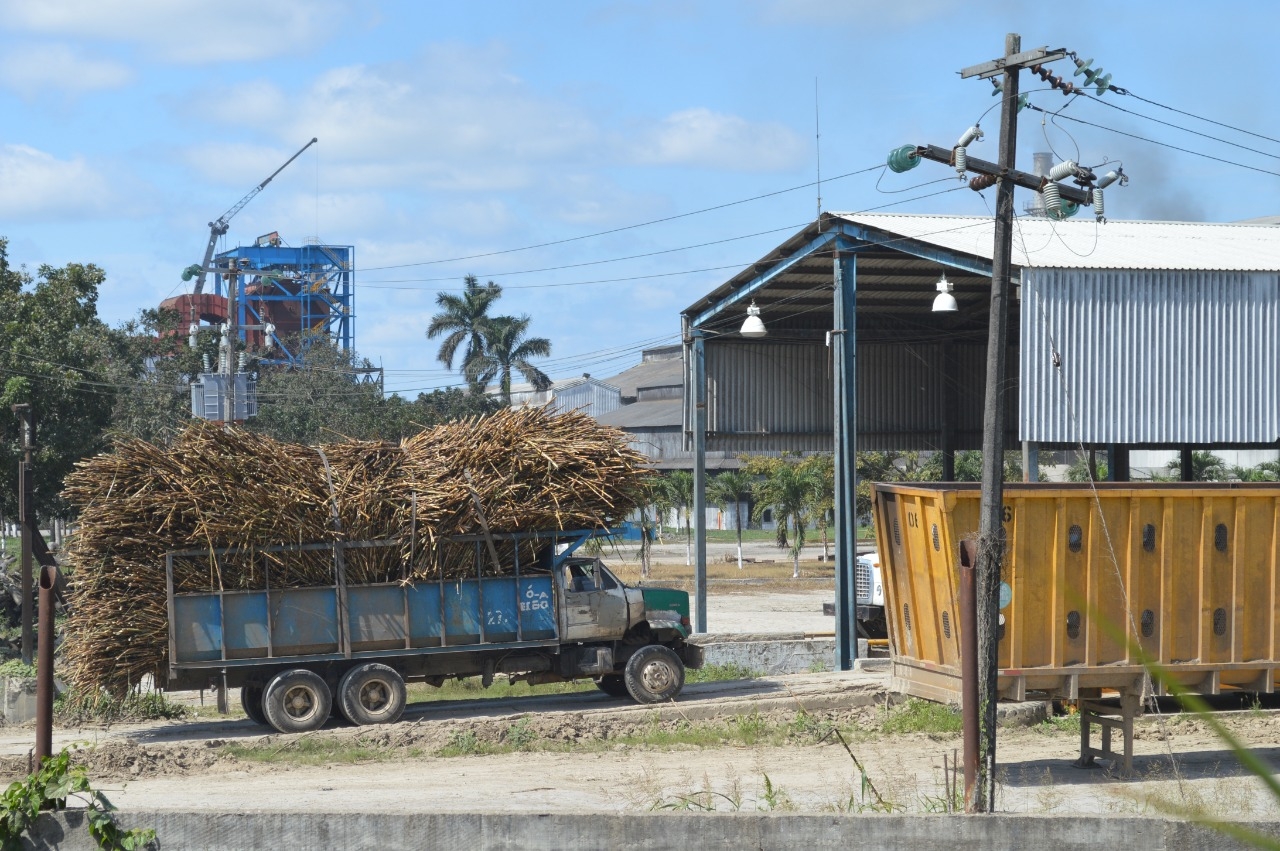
[872,482,1280,703]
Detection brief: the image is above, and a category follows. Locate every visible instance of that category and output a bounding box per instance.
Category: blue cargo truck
[165,530,702,733]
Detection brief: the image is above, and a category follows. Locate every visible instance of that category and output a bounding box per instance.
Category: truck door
[561,559,628,642]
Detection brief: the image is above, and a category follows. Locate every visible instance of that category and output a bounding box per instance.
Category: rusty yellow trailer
[872,482,1280,772]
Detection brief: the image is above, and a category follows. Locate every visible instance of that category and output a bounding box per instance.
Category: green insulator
[181,263,201,282]
[887,145,920,173]
[1047,201,1080,221]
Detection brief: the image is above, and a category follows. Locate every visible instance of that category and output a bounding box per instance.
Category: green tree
[660,470,694,566]
[0,245,116,521]
[426,274,502,386]
[800,453,835,561]
[249,341,405,444]
[464,315,552,406]
[1231,460,1280,482]
[751,460,818,579]
[409,387,502,425]
[707,470,752,569]
[1166,451,1228,482]
[1066,452,1109,482]
[100,308,212,443]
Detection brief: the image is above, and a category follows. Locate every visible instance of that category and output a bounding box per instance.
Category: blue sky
[1,1,1275,397]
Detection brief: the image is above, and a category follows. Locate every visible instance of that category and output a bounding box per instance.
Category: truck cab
[855,552,887,637]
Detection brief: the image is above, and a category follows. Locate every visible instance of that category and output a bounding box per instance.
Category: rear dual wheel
[263,669,331,734]
[337,663,407,726]
[241,685,268,727]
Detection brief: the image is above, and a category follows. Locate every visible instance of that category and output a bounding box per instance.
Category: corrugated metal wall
[1021,269,1280,444]
[553,382,621,418]
[704,339,1012,453]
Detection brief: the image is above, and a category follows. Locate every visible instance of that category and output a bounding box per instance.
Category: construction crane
[183,137,318,295]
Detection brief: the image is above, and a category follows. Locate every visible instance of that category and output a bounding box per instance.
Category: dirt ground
[4,564,1275,821]
[3,669,1278,819]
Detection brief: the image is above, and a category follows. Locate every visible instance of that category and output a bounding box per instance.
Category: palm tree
[707,470,752,570]
[801,454,835,562]
[661,471,694,566]
[1165,450,1228,481]
[464,315,552,405]
[426,275,502,386]
[753,461,817,579]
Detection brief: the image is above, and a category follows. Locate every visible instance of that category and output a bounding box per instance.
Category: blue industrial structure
[211,239,356,368]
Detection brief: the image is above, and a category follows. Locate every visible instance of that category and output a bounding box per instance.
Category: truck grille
[855,560,871,603]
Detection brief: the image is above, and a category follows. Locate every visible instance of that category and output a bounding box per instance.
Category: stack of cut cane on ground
[60,408,650,695]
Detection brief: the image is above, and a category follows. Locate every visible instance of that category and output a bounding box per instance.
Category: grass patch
[406,676,596,705]
[55,689,190,724]
[1034,712,1081,735]
[686,662,761,684]
[879,698,962,735]
[224,736,407,766]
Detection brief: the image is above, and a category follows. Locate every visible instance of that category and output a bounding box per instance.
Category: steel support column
[833,251,858,669]
[692,330,708,634]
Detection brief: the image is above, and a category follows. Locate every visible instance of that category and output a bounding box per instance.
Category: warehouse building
[682,211,1280,666]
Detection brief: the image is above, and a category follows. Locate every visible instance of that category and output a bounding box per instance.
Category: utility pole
[225,259,239,425]
[10,404,33,666]
[969,31,1022,813]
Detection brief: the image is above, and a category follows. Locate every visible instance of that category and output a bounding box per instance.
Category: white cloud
[0,0,344,64]
[0,144,112,219]
[630,107,806,171]
[0,42,132,96]
[180,45,602,193]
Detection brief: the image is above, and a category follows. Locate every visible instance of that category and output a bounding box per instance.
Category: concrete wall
[692,635,857,674]
[29,810,1280,851]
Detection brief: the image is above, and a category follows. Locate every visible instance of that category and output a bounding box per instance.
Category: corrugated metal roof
[594,398,682,429]
[835,213,1280,272]
[603,356,683,399]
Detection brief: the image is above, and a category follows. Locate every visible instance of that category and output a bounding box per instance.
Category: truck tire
[338,663,406,726]
[263,669,332,734]
[594,675,629,698]
[240,684,268,727]
[624,645,684,704]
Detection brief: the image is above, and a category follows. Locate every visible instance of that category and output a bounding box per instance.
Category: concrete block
[2,676,37,724]
[699,638,835,675]
[45,810,1280,851]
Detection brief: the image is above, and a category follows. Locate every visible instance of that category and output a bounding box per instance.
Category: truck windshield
[565,560,618,593]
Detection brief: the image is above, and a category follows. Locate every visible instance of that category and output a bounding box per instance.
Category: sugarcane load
[58,407,701,729]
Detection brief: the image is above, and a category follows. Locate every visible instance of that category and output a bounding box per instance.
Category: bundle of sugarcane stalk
[59,407,651,695]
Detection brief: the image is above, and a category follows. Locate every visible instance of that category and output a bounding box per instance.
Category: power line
[1084,94,1280,163]
[1118,90,1280,148]
[1029,107,1280,179]
[356,164,886,273]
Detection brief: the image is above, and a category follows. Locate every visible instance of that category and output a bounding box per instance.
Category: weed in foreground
[686,663,762,684]
[880,698,963,735]
[223,735,395,766]
[55,690,188,725]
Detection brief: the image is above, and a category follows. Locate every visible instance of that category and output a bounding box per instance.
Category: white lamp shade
[740,301,767,337]
[932,275,958,313]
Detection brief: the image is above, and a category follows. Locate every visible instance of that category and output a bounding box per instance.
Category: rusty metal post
[35,565,56,764]
[959,540,979,811]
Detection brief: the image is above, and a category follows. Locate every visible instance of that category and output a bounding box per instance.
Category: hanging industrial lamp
[932,274,958,313]
[740,300,767,337]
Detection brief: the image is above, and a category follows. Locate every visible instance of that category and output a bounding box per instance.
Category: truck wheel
[263,669,331,734]
[594,675,629,698]
[624,645,685,704]
[338,663,406,726]
[240,684,268,726]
